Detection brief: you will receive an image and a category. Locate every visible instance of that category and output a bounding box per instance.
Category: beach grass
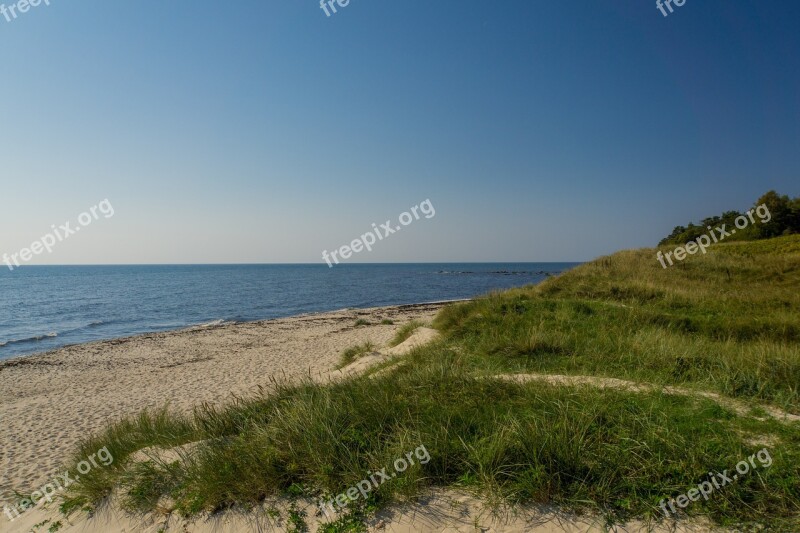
[387,320,425,347]
[434,234,800,411]
[60,235,800,530]
[336,341,376,369]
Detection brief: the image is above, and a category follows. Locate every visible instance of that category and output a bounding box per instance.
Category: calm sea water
[0,263,579,360]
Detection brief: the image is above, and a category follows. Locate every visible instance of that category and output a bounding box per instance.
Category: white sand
[0,303,444,500]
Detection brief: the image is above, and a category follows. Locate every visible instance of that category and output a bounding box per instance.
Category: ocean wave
[46,321,111,338]
[0,332,58,347]
[197,319,229,327]
[0,321,116,350]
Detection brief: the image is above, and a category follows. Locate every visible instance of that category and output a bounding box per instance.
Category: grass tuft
[336,342,376,369]
[388,320,424,347]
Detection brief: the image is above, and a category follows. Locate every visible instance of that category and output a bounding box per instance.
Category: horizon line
[2,261,586,267]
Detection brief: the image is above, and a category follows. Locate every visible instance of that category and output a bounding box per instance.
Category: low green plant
[318,507,370,532]
[287,502,308,532]
[337,342,376,369]
[31,520,50,532]
[388,320,424,347]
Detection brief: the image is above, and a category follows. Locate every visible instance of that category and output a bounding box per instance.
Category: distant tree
[720,210,743,227]
[681,223,706,244]
[700,215,721,228]
[787,196,800,234]
[659,225,687,246]
[658,190,799,246]
[754,191,793,238]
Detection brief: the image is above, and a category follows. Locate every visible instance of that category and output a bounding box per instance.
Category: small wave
[0,332,58,347]
[49,321,110,338]
[177,319,234,333]
[196,319,229,328]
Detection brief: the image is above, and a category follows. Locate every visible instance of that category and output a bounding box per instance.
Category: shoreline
[0,301,455,500]
[0,299,468,365]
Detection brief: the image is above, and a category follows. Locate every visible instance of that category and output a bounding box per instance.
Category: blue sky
[1,0,798,264]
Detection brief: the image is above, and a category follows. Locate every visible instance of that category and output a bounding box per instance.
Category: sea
[0,263,579,360]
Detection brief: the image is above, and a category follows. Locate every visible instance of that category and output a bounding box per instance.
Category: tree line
[660,191,800,246]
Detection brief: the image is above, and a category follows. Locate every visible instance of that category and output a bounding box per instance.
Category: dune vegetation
[336,341,376,369]
[60,236,800,531]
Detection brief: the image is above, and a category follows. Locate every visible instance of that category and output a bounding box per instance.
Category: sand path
[492,373,800,424]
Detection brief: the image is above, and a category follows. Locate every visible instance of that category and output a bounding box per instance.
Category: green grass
[336,342,376,369]
[432,235,800,411]
[388,320,424,347]
[59,236,800,530]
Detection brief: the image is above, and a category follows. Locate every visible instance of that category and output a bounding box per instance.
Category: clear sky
[1,0,798,264]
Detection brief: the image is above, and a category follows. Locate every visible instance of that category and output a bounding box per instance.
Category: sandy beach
[0,303,447,502]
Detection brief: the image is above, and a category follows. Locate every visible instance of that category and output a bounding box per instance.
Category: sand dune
[0,302,712,532]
